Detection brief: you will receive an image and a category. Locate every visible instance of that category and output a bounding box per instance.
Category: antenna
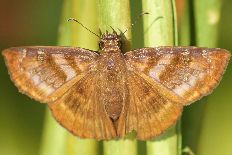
[123,12,149,35]
[68,18,101,38]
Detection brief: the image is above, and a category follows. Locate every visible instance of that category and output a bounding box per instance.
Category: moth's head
[99,31,122,50]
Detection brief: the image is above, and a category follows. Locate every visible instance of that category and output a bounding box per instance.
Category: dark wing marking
[3,46,99,103]
[124,46,230,105]
[49,72,117,140]
[117,71,183,140]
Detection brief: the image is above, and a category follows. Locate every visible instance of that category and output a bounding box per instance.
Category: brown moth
[2,31,231,140]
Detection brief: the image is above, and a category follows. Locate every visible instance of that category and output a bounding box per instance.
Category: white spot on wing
[39,82,55,95]
[22,49,27,58]
[37,50,46,62]
[173,83,191,96]
[187,75,197,86]
[173,73,205,96]
[25,72,41,86]
[31,75,41,85]
[19,49,27,65]
[52,54,77,81]
[38,50,44,55]
[149,54,174,81]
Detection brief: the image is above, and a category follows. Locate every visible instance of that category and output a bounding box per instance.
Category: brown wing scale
[117,71,183,140]
[49,72,117,140]
[3,46,98,103]
[118,46,230,140]
[2,44,230,140]
[125,46,231,105]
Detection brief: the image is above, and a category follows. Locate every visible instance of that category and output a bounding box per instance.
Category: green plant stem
[143,0,176,46]
[179,0,191,46]
[103,139,137,155]
[98,1,137,155]
[193,0,232,155]
[142,0,180,155]
[66,0,99,155]
[182,0,232,154]
[39,0,72,154]
[39,109,68,155]
[181,0,206,153]
[71,0,99,50]
[194,0,222,47]
[180,0,203,153]
[40,0,99,155]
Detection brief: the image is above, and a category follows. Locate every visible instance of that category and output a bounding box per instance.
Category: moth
[2,30,230,140]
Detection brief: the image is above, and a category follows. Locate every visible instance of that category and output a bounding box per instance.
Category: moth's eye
[117,41,122,48]
[99,41,104,49]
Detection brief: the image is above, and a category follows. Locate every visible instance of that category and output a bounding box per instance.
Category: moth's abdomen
[99,67,127,120]
[98,52,128,120]
[103,89,124,120]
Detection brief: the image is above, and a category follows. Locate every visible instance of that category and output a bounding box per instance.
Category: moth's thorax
[97,50,128,120]
[101,42,121,52]
[99,32,122,53]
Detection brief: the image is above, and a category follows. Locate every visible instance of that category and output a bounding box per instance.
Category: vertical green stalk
[181,0,206,153]
[179,0,191,46]
[143,0,176,46]
[194,0,222,47]
[39,109,68,155]
[66,0,99,154]
[98,1,137,155]
[71,0,99,50]
[182,0,232,154]
[193,0,232,155]
[180,0,200,152]
[40,0,99,155]
[142,0,180,155]
[180,0,202,153]
[39,1,71,155]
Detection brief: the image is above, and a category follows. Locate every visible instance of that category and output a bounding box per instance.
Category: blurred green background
[0,0,231,155]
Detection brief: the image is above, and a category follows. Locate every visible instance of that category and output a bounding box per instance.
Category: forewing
[3,46,98,103]
[49,72,117,140]
[117,71,183,140]
[124,47,230,105]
